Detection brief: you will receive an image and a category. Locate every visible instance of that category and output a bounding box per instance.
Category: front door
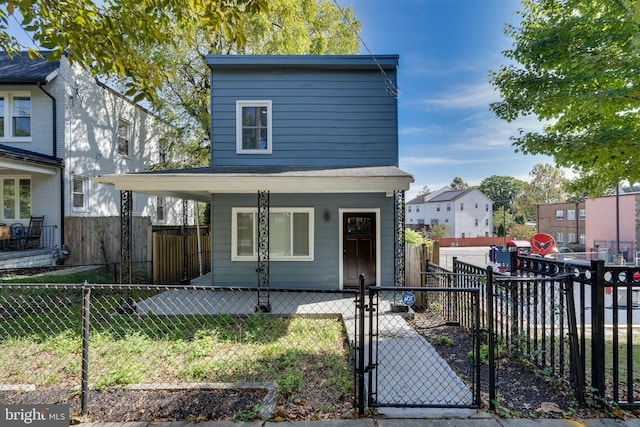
[343,212,376,287]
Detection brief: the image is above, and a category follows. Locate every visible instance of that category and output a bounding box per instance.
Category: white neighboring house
[0,51,187,252]
[407,187,493,238]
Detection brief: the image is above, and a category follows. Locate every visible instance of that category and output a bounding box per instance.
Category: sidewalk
[77,415,640,427]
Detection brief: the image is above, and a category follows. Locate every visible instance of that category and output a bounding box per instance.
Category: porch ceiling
[92,166,414,202]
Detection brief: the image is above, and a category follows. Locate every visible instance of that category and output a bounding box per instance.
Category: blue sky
[345,0,552,199]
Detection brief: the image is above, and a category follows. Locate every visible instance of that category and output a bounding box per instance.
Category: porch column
[181,199,189,284]
[256,190,271,312]
[394,190,406,287]
[120,190,132,284]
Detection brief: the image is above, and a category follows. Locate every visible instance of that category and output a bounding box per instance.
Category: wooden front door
[343,212,376,288]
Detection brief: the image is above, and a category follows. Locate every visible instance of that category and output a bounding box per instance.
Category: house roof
[0,144,63,174]
[426,189,472,202]
[93,165,414,203]
[206,55,399,71]
[0,51,60,84]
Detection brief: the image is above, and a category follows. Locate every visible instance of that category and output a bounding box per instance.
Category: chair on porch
[24,215,44,249]
[7,223,25,249]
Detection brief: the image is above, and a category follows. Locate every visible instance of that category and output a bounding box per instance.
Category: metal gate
[366,284,481,409]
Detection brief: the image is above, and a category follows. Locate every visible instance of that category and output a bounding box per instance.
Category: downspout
[39,83,64,245]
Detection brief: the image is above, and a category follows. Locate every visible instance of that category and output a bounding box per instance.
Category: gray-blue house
[95,55,413,290]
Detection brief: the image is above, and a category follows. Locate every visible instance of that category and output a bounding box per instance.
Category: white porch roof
[93,165,414,202]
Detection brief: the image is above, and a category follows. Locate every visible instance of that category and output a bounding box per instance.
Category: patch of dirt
[409,310,578,418]
[0,388,267,423]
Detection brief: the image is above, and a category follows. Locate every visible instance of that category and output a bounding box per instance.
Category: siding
[210,69,398,167]
[210,192,395,289]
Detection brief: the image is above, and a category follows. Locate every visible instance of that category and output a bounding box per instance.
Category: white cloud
[399,125,442,136]
[418,81,500,110]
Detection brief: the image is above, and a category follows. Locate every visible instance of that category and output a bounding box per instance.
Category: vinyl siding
[210,69,398,167]
[210,192,395,289]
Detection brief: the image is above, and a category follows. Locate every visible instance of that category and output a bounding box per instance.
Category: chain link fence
[0,268,359,421]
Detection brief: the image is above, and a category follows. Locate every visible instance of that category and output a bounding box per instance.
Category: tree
[0,0,268,103]
[421,185,432,195]
[150,0,360,168]
[478,175,524,211]
[450,177,469,191]
[516,163,568,221]
[490,0,640,196]
[429,224,450,239]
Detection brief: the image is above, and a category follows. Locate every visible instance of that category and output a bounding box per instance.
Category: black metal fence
[428,255,640,411]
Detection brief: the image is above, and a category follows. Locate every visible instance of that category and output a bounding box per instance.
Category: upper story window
[579,209,586,220]
[72,176,87,210]
[567,209,576,220]
[408,206,412,212]
[0,94,31,140]
[474,218,478,226]
[236,100,272,154]
[460,203,464,211]
[556,232,564,243]
[2,177,30,220]
[446,203,451,211]
[117,119,131,156]
[436,204,440,212]
[416,206,420,212]
[486,204,489,212]
[555,209,564,220]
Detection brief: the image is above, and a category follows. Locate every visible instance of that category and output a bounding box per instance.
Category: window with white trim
[72,176,87,210]
[232,207,313,261]
[236,100,272,154]
[555,210,564,220]
[117,119,131,156]
[0,94,31,140]
[556,232,564,243]
[567,233,576,243]
[579,209,586,220]
[2,177,30,220]
[567,209,576,220]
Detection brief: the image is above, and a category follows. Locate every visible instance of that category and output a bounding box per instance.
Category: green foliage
[0,0,268,104]
[404,228,429,245]
[450,177,469,190]
[478,175,524,212]
[469,344,489,365]
[429,224,450,239]
[490,1,640,196]
[436,334,454,347]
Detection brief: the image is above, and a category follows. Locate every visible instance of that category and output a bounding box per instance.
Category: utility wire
[332,0,402,98]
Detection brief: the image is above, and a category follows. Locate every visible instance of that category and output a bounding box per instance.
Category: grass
[583,329,640,397]
[0,291,353,407]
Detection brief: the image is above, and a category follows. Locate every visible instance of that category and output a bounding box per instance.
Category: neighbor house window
[436,204,440,212]
[567,209,576,220]
[485,219,489,226]
[568,233,576,243]
[72,176,87,209]
[446,203,451,211]
[2,177,30,220]
[156,196,165,221]
[556,232,564,243]
[0,94,31,139]
[408,206,412,212]
[460,203,464,211]
[416,206,420,212]
[232,207,313,261]
[579,209,586,220]
[486,204,489,212]
[236,100,272,154]
[579,234,586,244]
[117,119,131,156]
[474,218,478,226]
[555,210,564,220]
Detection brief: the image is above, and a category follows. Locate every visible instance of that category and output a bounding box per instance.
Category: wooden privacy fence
[152,231,211,284]
[64,217,152,265]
